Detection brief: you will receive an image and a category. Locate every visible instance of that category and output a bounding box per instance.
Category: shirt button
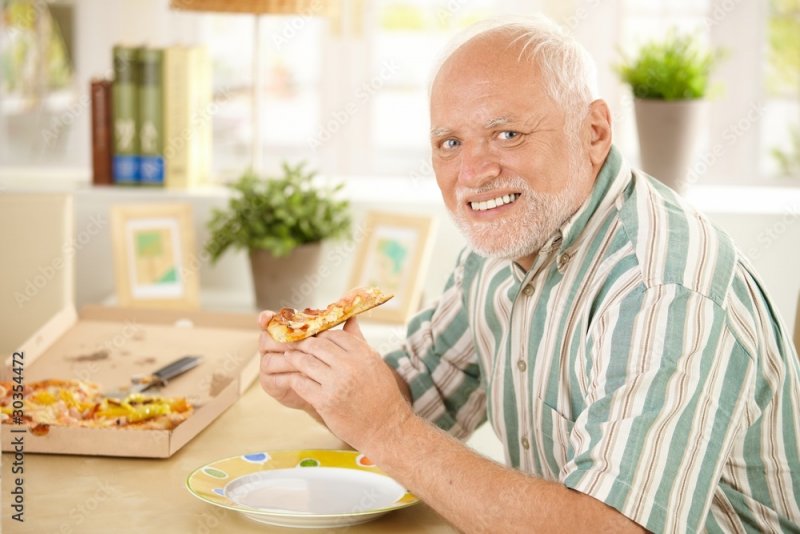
[517,360,527,372]
[557,252,571,270]
[521,284,534,297]
[521,436,530,450]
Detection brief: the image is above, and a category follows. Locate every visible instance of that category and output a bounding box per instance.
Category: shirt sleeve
[383,251,486,440]
[561,283,755,533]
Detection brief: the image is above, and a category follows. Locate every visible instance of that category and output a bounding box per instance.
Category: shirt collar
[556,144,630,253]
[504,145,632,279]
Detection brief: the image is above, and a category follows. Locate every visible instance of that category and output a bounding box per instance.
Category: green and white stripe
[384,146,800,533]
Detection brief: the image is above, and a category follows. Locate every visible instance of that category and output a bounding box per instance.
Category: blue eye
[441,138,460,150]
[498,131,519,140]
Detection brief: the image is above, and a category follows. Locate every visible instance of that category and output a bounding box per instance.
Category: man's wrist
[360,399,416,459]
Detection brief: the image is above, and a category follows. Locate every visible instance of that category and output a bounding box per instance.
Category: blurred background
[0,0,798,339]
[1,0,799,465]
[1,0,797,183]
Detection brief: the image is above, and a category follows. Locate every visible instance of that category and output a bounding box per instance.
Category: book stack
[91,45,212,188]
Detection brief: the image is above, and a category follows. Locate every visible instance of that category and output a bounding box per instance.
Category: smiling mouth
[469,193,520,212]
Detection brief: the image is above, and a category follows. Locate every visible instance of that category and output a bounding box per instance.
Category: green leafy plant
[617,30,722,100]
[205,162,352,262]
[771,125,800,177]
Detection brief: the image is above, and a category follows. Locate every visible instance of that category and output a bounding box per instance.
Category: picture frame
[110,203,199,309]
[348,211,437,324]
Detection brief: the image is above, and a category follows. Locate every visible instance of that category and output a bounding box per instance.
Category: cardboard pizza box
[1,305,260,458]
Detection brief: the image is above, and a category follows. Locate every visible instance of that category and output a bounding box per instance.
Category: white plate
[185,449,419,529]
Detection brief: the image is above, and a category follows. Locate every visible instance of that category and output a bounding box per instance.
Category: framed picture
[348,211,437,323]
[110,203,199,308]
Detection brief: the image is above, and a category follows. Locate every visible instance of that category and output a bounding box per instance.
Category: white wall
[67,179,462,314]
[58,181,800,332]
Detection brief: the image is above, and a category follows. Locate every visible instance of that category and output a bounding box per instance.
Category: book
[164,45,212,189]
[137,47,165,186]
[90,79,113,186]
[112,45,139,184]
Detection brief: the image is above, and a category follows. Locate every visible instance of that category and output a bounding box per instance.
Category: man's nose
[458,141,501,187]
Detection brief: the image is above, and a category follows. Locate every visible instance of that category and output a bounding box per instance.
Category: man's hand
[258,311,321,421]
[281,317,413,451]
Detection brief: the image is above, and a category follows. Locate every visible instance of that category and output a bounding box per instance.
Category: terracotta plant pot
[634,98,708,194]
[249,243,323,311]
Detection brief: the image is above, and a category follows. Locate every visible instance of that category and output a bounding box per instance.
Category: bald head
[430,16,598,132]
[433,30,536,96]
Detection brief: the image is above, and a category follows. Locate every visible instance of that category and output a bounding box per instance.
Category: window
[206,14,325,180]
[0,0,75,166]
[0,0,791,188]
[369,0,496,176]
[762,0,800,179]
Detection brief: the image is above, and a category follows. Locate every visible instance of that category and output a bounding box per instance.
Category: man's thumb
[258,310,275,329]
[343,316,366,340]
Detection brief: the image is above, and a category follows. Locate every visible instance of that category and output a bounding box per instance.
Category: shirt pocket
[534,399,576,480]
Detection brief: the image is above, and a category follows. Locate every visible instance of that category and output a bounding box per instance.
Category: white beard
[451,155,590,260]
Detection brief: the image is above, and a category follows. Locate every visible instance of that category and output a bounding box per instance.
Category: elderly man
[259,16,800,533]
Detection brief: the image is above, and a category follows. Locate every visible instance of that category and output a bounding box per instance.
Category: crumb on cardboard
[66,350,109,362]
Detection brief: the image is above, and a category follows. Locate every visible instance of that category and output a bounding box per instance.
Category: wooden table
[1,382,456,533]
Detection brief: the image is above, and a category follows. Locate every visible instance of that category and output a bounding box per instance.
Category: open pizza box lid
[1,304,260,458]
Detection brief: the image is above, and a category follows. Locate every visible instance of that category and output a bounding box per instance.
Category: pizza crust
[266,286,393,343]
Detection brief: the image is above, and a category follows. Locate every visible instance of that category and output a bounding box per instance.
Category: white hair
[430,15,599,133]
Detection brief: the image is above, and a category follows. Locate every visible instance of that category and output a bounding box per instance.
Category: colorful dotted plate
[185,449,419,529]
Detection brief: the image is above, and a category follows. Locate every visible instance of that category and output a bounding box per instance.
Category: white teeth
[470,193,518,212]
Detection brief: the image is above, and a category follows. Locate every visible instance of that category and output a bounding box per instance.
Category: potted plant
[205,162,352,310]
[617,30,722,193]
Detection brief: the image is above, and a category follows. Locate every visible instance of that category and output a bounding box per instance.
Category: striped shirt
[384,146,800,533]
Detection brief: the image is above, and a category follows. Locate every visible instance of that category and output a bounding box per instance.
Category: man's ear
[586,99,613,168]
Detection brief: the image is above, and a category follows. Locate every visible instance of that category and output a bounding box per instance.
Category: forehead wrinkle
[430,116,517,137]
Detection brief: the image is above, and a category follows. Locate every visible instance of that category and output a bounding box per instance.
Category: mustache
[455,176,530,204]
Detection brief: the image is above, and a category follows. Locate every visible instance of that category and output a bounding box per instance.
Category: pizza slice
[266,286,393,343]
